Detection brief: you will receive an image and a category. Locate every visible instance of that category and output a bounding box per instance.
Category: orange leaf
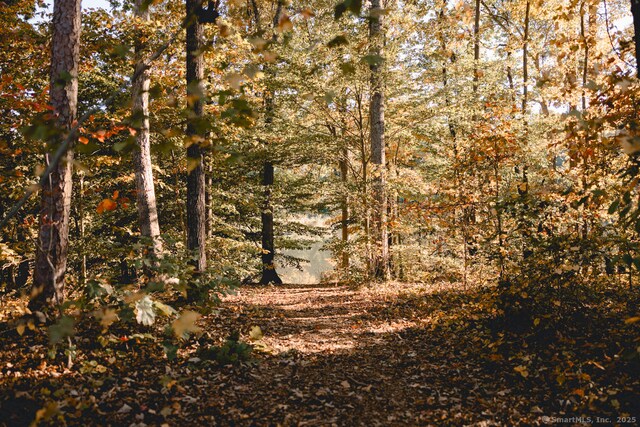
[112,190,119,200]
[97,198,117,214]
[94,130,107,143]
[78,136,89,145]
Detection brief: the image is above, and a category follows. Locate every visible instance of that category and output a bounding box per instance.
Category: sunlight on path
[223,284,423,354]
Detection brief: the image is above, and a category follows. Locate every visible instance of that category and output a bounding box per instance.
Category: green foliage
[197,331,253,366]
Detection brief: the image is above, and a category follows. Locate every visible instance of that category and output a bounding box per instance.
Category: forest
[0,0,639,424]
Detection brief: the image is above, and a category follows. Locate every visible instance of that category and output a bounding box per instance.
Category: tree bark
[632,0,640,78]
[186,0,207,271]
[133,0,162,259]
[257,0,283,285]
[259,161,282,284]
[473,0,481,95]
[340,144,349,271]
[206,162,213,238]
[369,0,389,280]
[79,172,86,283]
[522,0,530,116]
[30,0,81,310]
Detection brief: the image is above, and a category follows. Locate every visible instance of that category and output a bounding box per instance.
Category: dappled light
[1,0,640,425]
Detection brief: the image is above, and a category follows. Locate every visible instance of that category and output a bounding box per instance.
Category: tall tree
[30,0,81,310]
[133,0,162,259]
[369,0,389,279]
[256,0,284,285]
[185,0,208,271]
[632,0,640,77]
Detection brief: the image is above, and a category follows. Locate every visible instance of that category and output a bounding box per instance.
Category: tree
[185,0,209,271]
[30,0,82,310]
[132,0,162,259]
[369,0,389,280]
[255,0,284,285]
[633,0,640,77]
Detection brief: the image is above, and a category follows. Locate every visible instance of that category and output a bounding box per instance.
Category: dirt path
[194,283,532,426]
[4,282,618,426]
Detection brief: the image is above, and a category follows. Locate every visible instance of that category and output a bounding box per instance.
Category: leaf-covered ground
[0,282,638,426]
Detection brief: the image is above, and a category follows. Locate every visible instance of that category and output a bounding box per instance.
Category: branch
[0,7,202,230]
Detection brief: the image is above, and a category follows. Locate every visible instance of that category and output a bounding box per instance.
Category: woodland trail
[2,282,630,426]
[195,283,541,426]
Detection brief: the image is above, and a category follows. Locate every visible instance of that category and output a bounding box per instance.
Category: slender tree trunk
[186,0,207,271]
[522,0,530,117]
[340,144,349,271]
[259,161,282,284]
[30,0,81,311]
[632,0,640,78]
[258,0,284,285]
[579,1,597,240]
[369,0,389,280]
[206,162,213,238]
[79,172,86,284]
[473,0,481,95]
[133,0,162,259]
[171,149,187,244]
[440,2,468,287]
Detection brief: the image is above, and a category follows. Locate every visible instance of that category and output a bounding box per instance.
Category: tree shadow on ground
[0,283,637,426]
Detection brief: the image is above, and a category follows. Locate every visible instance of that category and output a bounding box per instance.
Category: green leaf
[327,35,348,48]
[334,2,347,18]
[340,62,355,74]
[608,199,619,214]
[49,316,75,345]
[334,0,361,19]
[163,342,178,361]
[361,54,384,66]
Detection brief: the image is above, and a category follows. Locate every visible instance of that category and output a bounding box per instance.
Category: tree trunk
[522,0,530,116]
[79,172,86,283]
[259,161,282,284]
[340,145,349,271]
[473,0,481,95]
[369,0,389,280]
[30,0,81,311]
[258,0,283,285]
[206,162,213,238]
[186,0,207,271]
[133,0,162,259]
[632,0,640,78]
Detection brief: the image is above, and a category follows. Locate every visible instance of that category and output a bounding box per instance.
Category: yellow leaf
[224,72,244,90]
[94,308,119,329]
[277,14,293,32]
[16,323,25,336]
[172,311,201,338]
[249,325,263,341]
[624,316,640,324]
[218,23,231,37]
[514,365,529,378]
[34,402,59,424]
[186,157,201,173]
[300,8,314,19]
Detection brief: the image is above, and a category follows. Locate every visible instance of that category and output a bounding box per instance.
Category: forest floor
[0,282,638,426]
